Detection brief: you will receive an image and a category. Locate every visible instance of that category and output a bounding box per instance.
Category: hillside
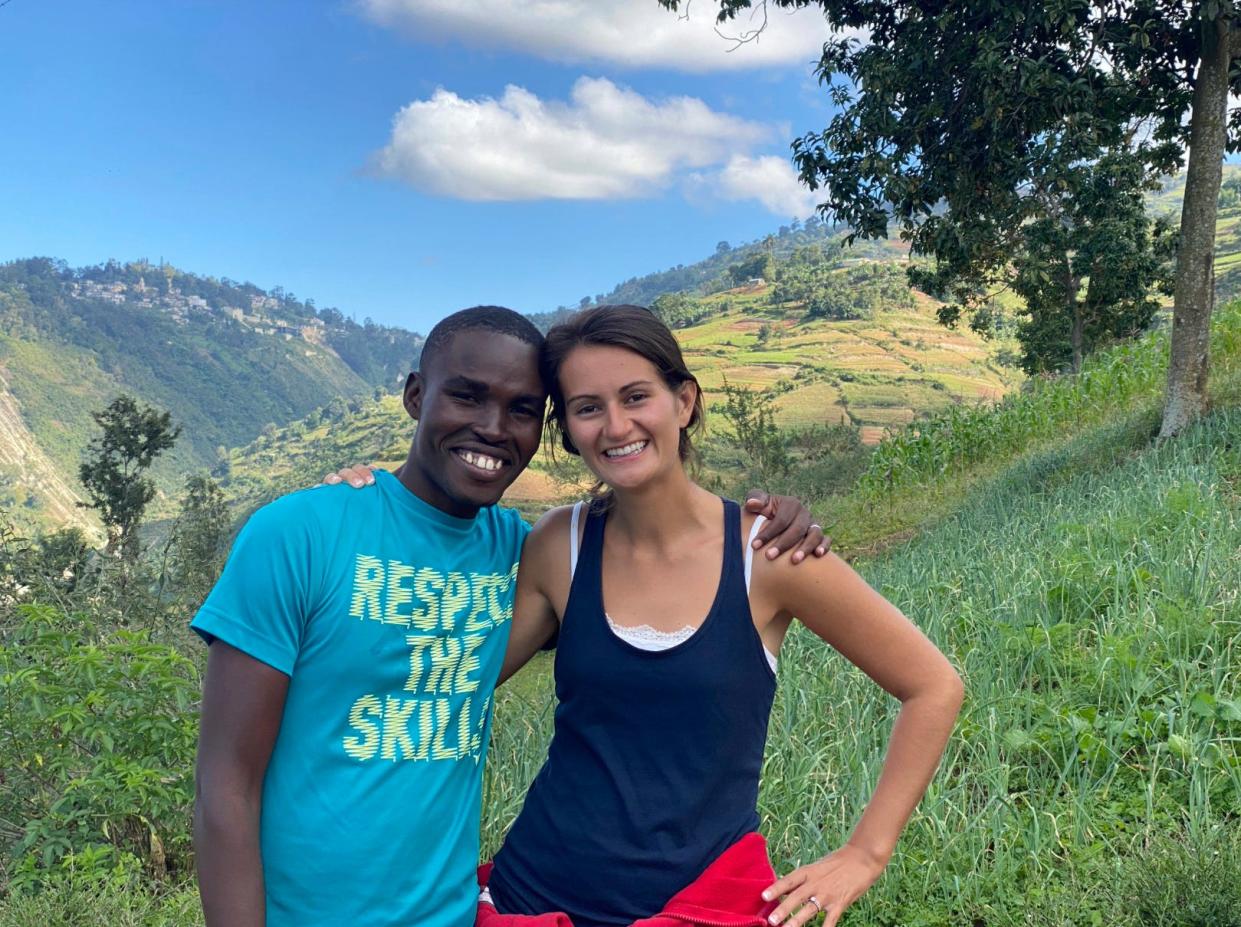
[675,280,1014,442]
[1149,163,1241,300]
[0,258,423,534]
[7,163,1240,538]
[533,165,1241,324]
[5,305,1240,927]
[218,289,1017,520]
[0,368,91,534]
[529,213,909,326]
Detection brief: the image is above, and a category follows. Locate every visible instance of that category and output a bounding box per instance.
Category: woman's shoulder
[523,501,586,559]
[736,503,766,549]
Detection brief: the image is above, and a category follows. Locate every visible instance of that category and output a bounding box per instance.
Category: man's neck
[394,457,480,520]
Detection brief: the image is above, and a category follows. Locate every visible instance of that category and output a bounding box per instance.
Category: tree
[661,0,1240,434]
[170,475,231,605]
[79,395,181,559]
[905,148,1175,372]
[770,248,896,320]
[728,252,775,286]
[770,261,842,317]
[1158,5,1235,435]
[718,381,790,476]
[1220,172,1241,209]
[651,292,709,328]
[36,527,92,593]
[1003,153,1176,373]
[212,445,232,479]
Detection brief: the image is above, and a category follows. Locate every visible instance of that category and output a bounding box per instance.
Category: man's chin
[454,474,517,509]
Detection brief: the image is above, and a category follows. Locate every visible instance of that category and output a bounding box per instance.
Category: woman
[338,306,963,927]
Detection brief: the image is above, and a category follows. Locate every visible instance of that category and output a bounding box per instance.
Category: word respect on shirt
[340,555,517,766]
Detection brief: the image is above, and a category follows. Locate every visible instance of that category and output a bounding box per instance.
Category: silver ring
[809,524,822,532]
[807,895,822,913]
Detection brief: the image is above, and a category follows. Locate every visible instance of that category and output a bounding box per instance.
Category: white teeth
[458,450,504,471]
[604,440,648,458]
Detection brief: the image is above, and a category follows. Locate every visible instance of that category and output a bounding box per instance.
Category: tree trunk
[1160,13,1231,437]
[1067,265,1083,374]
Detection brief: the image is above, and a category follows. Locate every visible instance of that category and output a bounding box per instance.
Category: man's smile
[453,447,511,475]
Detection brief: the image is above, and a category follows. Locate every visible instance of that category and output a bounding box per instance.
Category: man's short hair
[418,305,545,376]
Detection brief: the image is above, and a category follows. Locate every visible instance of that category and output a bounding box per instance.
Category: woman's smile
[602,439,649,460]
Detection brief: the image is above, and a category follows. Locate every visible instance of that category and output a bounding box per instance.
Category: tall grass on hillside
[859,302,1241,499]
[4,371,1240,927]
[485,409,1241,926]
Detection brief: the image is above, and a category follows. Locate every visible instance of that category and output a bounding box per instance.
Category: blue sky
[0,0,840,332]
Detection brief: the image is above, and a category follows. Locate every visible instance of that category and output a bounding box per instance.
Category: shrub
[0,604,200,892]
[1103,827,1241,926]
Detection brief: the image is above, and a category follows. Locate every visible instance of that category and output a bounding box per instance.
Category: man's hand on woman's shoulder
[323,464,378,488]
[742,490,832,564]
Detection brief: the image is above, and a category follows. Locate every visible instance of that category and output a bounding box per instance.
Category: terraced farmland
[680,285,1017,440]
[217,279,1018,520]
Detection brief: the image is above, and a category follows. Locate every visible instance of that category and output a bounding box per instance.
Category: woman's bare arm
[752,552,964,927]
[497,507,571,685]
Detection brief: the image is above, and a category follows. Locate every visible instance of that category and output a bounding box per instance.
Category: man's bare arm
[194,641,289,927]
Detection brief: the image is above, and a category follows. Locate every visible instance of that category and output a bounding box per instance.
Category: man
[192,306,826,927]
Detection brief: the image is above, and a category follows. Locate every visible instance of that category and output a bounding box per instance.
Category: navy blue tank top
[487,498,777,927]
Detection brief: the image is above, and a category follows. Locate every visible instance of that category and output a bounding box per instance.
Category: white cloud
[373,77,770,201]
[708,154,819,218]
[357,0,830,72]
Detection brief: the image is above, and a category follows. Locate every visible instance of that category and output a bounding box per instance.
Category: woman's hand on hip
[761,843,887,927]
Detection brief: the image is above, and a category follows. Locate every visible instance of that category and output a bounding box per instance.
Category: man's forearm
[195,790,267,927]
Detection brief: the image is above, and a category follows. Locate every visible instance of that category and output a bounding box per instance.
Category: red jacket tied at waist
[475,832,780,927]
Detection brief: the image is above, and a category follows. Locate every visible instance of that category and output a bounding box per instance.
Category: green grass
[8,379,1241,927]
[856,302,1241,505]
[478,412,1241,927]
[0,883,201,927]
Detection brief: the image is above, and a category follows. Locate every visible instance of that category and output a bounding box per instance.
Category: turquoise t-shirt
[192,469,530,927]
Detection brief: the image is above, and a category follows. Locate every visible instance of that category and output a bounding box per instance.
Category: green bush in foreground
[0,876,200,927]
[0,605,199,892]
[1107,826,1241,927]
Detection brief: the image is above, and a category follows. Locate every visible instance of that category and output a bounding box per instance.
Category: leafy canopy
[79,395,181,557]
[660,0,1235,375]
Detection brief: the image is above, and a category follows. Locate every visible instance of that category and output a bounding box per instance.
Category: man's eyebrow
[441,375,486,391]
[566,380,655,404]
[443,376,543,404]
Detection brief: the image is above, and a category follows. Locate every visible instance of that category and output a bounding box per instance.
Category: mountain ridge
[0,257,423,535]
[6,168,1240,536]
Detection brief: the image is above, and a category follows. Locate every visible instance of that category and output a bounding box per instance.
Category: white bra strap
[569,501,584,580]
[744,514,766,593]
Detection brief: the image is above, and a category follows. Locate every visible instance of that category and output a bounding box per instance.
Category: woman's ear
[676,379,699,429]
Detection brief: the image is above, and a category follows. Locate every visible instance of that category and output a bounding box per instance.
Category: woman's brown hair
[540,305,705,466]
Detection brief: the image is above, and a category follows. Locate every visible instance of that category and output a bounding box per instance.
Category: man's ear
[403,371,423,421]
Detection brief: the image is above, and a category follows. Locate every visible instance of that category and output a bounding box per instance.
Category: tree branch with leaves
[660,0,1239,431]
[78,395,181,560]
